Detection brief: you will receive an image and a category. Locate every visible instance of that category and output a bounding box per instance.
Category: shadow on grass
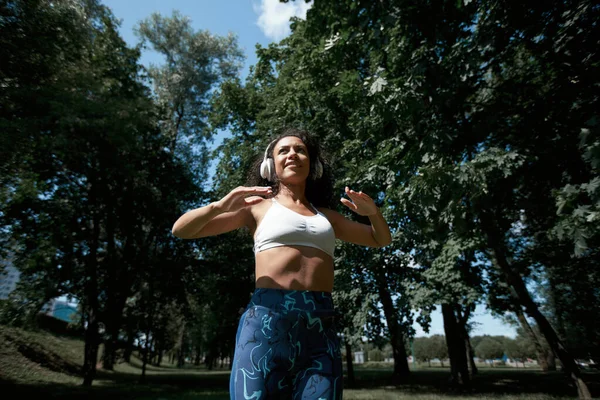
[5,367,600,399]
[349,368,600,398]
[14,341,82,376]
[2,369,232,400]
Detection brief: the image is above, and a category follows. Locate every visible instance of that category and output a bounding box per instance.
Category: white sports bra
[253,199,336,258]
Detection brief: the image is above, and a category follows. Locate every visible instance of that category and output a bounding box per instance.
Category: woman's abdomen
[254,246,334,292]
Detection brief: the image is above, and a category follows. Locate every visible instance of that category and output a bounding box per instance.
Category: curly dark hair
[246,128,335,208]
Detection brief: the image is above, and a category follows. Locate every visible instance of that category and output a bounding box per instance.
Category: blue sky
[100,0,517,339]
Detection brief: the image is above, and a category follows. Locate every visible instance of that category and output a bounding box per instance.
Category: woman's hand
[340,187,379,216]
[215,186,273,213]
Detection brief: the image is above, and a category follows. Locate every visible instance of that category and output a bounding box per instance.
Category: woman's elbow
[376,236,392,247]
[171,225,183,238]
[377,241,391,248]
[171,223,192,239]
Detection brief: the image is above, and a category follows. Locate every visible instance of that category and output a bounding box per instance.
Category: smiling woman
[172,127,392,400]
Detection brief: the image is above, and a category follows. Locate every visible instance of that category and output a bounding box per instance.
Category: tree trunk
[102,203,118,371]
[123,327,135,363]
[140,325,151,383]
[157,349,163,367]
[345,341,355,387]
[195,348,201,366]
[377,281,410,378]
[480,212,591,399]
[178,348,186,368]
[140,284,154,383]
[206,349,214,370]
[82,309,100,386]
[442,303,470,388]
[102,307,125,370]
[177,323,187,368]
[82,174,101,387]
[465,335,478,376]
[515,309,550,371]
[456,305,478,377]
[102,335,115,371]
[546,352,557,371]
[149,336,157,365]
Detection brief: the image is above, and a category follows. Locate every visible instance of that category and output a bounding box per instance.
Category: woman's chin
[278,173,309,184]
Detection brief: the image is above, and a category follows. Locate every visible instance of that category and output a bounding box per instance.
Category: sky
[99,0,517,339]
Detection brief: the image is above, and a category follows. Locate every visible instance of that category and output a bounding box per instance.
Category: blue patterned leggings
[230,288,343,399]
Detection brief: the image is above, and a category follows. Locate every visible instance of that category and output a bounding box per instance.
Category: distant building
[0,263,20,300]
[41,298,80,324]
[2,254,79,324]
[354,351,365,364]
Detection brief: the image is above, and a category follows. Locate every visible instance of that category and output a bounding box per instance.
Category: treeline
[1,0,599,398]
[0,0,245,386]
[412,334,549,368]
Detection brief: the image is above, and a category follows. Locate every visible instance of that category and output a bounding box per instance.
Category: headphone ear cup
[260,159,269,179]
[260,158,275,181]
[314,159,323,179]
[267,159,275,181]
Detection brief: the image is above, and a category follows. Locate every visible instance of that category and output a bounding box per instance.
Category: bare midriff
[254,246,334,293]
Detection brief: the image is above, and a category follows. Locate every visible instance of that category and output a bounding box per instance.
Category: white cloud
[254,0,312,41]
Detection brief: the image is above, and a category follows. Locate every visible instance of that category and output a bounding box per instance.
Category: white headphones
[260,139,323,181]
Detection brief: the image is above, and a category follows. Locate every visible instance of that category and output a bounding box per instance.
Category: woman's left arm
[319,187,392,248]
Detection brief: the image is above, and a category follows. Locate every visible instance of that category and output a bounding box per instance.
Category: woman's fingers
[237,186,272,196]
[340,197,357,210]
[345,186,366,197]
[230,186,272,202]
[343,187,378,216]
[345,187,370,203]
[219,186,272,212]
[244,196,264,206]
[343,187,363,209]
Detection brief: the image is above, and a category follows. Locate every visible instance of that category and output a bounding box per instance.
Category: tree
[413,337,435,367]
[414,335,449,367]
[1,0,208,386]
[207,0,597,396]
[475,337,504,367]
[135,10,244,164]
[505,338,536,368]
[430,335,449,367]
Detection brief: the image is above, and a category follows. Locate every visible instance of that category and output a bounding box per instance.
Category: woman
[172,128,392,399]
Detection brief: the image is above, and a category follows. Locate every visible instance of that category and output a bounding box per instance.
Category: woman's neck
[277,182,307,203]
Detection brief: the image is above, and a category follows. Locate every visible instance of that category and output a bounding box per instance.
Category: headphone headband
[263,139,277,160]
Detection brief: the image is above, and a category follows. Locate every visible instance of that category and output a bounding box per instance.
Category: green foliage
[206,0,599,383]
[504,338,536,363]
[135,10,244,181]
[3,0,598,390]
[413,335,449,363]
[475,337,505,361]
[0,0,236,381]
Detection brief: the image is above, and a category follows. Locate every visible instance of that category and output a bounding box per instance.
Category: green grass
[1,324,599,399]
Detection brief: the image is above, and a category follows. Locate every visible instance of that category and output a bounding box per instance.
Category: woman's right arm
[171,186,272,239]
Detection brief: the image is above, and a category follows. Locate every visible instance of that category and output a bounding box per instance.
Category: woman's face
[272,136,310,183]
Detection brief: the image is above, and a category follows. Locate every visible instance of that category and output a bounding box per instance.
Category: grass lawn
[1,325,599,399]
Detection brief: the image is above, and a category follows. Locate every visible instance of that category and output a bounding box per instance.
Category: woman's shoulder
[316,206,337,214]
[248,196,273,217]
[316,206,343,224]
